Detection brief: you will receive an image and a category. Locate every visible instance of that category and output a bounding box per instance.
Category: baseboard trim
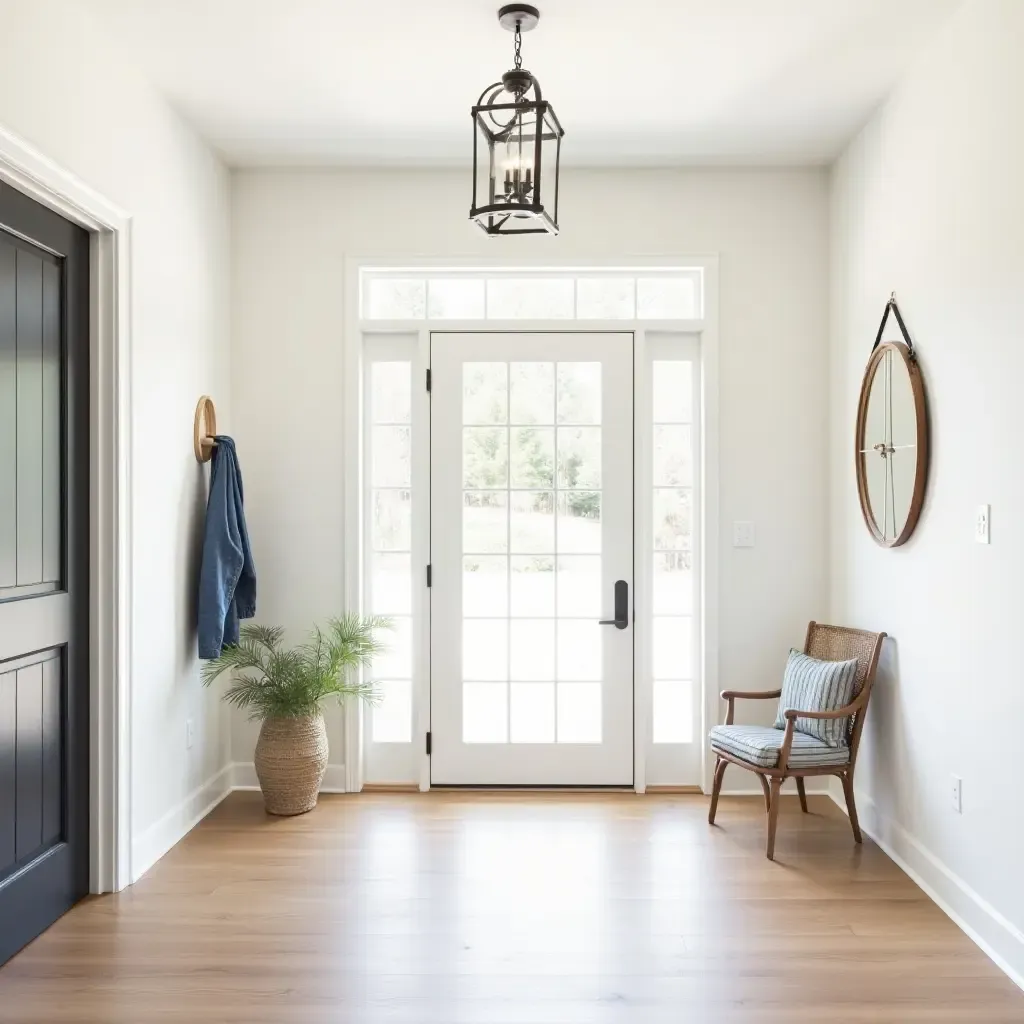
[229,761,348,793]
[829,790,1024,993]
[130,763,233,883]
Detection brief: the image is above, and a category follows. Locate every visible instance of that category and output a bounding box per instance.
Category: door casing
[0,124,132,892]
[345,257,721,795]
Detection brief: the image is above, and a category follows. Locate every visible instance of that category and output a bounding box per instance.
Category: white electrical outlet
[733,521,755,548]
[186,718,194,750]
[975,504,991,544]
[951,775,962,814]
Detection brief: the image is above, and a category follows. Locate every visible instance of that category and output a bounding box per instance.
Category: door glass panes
[368,361,413,742]
[461,361,604,744]
[463,491,508,553]
[463,428,508,488]
[510,427,554,487]
[557,362,601,423]
[510,683,555,743]
[463,556,507,616]
[463,362,508,424]
[510,556,554,615]
[510,491,554,552]
[556,493,601,553]
[651,360,695,744]
[509,362,554,423]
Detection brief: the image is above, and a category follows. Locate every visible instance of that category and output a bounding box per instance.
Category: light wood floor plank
[0,792,1021,1022]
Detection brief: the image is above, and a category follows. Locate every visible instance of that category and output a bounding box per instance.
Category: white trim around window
[343,255,719,795]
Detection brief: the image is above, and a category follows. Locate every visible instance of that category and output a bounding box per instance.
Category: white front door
[430,332,633,785]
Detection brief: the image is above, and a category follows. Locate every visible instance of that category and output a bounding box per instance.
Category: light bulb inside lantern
[501,151,534,202]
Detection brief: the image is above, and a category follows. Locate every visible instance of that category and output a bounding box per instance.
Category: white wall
[0,0,232,878]
[231,167,830,785]
[830,0,1024,984]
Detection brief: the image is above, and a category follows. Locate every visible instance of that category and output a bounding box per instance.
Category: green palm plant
[201,615,391,720]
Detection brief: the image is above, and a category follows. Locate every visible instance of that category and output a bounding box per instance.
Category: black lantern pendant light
[470,4,565,235]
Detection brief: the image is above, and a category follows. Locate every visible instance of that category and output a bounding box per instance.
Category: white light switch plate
[733,521,755,548]
[951,775,962,814]
[975,504,991,544]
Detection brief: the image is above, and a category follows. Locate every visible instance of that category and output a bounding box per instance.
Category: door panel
[430,332,633,786]
[42,655,63,847]
[15,662,44,862]
[16,252,44,586]
[0,672,14,869]
[0,180,89,965]
[42,261,62,585]
[0,242,15,586]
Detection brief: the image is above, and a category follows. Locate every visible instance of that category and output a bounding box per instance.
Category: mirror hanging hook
[872,292,915,356]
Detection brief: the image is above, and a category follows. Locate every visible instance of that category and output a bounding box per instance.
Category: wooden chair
[707,622,886,860]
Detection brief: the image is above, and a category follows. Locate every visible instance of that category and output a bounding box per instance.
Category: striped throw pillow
[774,649,859,747]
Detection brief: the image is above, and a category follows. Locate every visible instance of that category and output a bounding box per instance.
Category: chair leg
[766,777,783,860]
[708,757,727,825]
[757,773,771,813]
[796,777,808,813]
[841,773,862,843]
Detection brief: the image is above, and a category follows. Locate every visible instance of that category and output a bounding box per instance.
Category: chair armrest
[781,690,867,723]
[776,692,867,771]
[719,688,782,725]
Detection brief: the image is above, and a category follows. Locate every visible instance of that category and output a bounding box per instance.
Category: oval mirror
[855,341,929,547]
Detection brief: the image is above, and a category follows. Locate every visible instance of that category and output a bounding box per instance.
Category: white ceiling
[82,0,956,167]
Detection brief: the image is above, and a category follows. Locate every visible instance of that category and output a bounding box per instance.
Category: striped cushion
[774,649,859,747]
[709,724,850,769]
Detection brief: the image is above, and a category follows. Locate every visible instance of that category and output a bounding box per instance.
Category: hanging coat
[197,436,256,658]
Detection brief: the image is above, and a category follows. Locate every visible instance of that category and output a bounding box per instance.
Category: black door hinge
[426,731,432,756]
[426,564,432,587]
[425,368,432,392]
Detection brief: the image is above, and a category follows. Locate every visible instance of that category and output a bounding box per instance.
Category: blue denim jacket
[198,436,256,659]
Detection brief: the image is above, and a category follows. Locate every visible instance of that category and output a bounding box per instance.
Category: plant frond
[205,616,392,720]
[202,638,269,686]
[241,623,286,652]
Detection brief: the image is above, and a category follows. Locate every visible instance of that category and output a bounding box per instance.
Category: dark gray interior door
[0,180,89,965]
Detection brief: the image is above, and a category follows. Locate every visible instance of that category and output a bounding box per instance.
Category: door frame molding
[0,125,132,892]
[344,257,720,795]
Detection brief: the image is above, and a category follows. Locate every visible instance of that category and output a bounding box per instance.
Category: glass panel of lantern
[470,79,564,236]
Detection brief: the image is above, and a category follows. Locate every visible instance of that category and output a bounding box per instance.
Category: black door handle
[598,580,629,630]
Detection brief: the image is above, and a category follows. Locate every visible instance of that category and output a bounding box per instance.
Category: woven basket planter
[254,714,329,816]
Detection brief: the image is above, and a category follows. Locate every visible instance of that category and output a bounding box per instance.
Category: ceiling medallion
[469,4,565,235]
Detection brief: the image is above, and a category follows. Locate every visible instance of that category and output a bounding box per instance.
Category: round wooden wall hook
[193,395,218,463]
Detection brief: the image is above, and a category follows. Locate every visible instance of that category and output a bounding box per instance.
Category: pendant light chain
[514,21,523,70]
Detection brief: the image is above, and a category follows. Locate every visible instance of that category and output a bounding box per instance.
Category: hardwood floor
[0,791,1021,1022]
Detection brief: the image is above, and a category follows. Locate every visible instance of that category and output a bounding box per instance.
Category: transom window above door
[359,267,704,322]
